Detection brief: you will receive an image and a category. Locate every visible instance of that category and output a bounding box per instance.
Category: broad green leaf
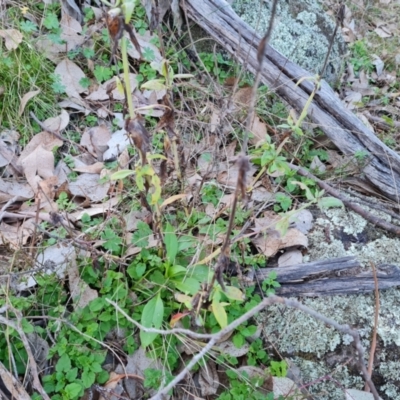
[111,169,134,180]
[318,196,344,210]
[224,286,245,302]
[232,333,245,348]
[64,383,83,398]
[56,354,71,373]
[212,298,228,328]
[174,277,200,295]
[168,265,186,277]
[151,174,161,204]
[141,79,166,91]
[164,223,178,262]
[140,294,164,347]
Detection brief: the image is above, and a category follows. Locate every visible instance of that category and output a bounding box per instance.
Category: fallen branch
[182,0,400,201]
[290,163,400,235]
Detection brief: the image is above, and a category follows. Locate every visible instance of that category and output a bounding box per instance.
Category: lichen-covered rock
[232,0,346,83]
[257,200,400,399]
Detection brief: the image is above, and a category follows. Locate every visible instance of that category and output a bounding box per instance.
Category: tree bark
[181,0,400,201]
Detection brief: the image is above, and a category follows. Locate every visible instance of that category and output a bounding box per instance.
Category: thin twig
[243,0,278,154]
[365,261,379,392]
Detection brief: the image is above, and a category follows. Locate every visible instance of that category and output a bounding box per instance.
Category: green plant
[218,370,273,400]
[349,40,374,73]
[262,271,281,296]
[201,181,224,206]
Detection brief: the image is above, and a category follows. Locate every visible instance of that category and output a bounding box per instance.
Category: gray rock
[232,0,347,84]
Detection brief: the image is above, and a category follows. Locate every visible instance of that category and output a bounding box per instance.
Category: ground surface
[0,0,400,399]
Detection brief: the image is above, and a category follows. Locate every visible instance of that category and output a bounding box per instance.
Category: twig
[0,306,51,400]
[243,0,278,154]
[0,361,31,400]
[365,261,379,392]
[107,295,379,400]
[0,196,20,221]
[290,164,400,235]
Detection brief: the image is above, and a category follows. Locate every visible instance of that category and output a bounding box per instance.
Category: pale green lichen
[291,358,364,399]
[232,0,346,82]
[257,199,400,399]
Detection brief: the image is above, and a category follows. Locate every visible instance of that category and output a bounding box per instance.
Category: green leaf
[317,197,344,210]
[224,286,245,302]
[65,368,78,382]
[164,223,178,262]
[168,265,186,277]
[94,65,113,83]
[82,370,95,388]
[89,297,105,312]
[140,294,164,347]
[132,222,153,248]
[232,333,245,348]
[174,277,200,295]
[212,291,228,328]
[64,382,83,398]
[20,20,38,33]
[242,325,257,337]
[56,354,71,373]
[141,79,166,91]
[111,169,135,180]
[43,13,59,30]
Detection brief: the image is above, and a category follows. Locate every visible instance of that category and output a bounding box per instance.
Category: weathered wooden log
[255,256,400,296]
[181,0,400,201]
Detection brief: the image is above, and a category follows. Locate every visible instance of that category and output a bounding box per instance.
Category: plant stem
[121,36,135,118]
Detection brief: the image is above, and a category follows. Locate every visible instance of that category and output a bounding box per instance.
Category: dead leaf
[20,146,55,193]
[252,228,308,257]
[68,173,110,202]
[289,210,313,234]
[0,178,34,203]
[43,110,70,132]
[125,30,162,63]
[249,115,268,145]
[73,162,104,174]
[103,129,130,160]
[278,250,303,267]
[198,361,219,396]
[19,90,41,116]
[0,29,23,50]
[374,26,392,38]
[54,59,87,98]
[18,132,62,165]
[80,125,111,159]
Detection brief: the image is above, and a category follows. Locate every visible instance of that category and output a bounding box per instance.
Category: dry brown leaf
[54,59,87,98]
[20,145,55,193]
[125,30,162,62]
[374,26,392,38]
[289,209,313,234]
[18,90,41,116]
[217,159,256,188]
[278,250,303,267]
[249,115,267,145]
[73,162,104,174]
[85,86,109,101]
[0,29,23,50]
[38,176,58,201]
[68,173,110,202]
[210,108,221,133]
[252,228,308,257]
[80,125,111,159]
[0,178,34,203]
[198,361,219,396]
[43,110,70,132]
